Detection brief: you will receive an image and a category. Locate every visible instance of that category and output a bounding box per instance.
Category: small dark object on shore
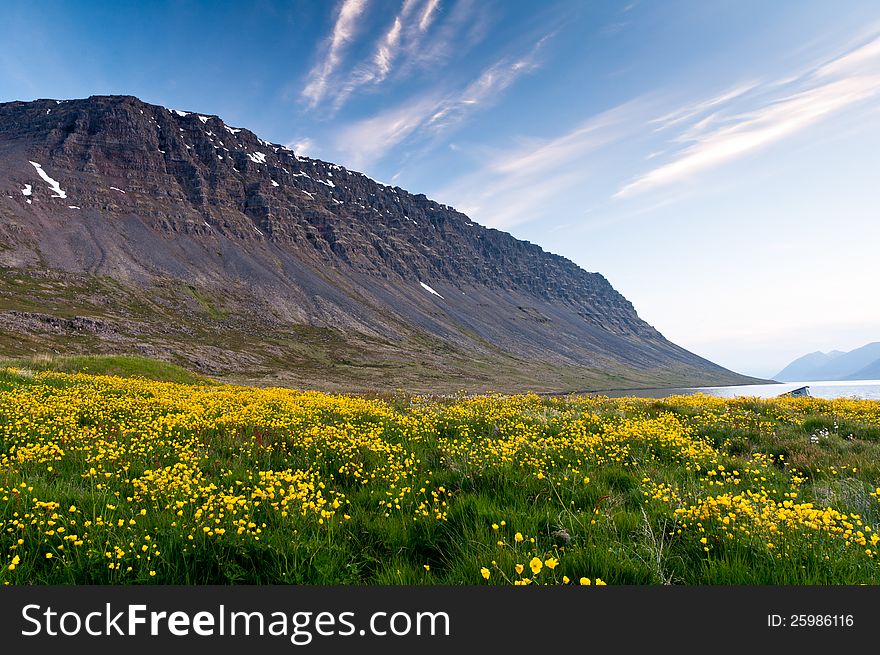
[780,386,811,398]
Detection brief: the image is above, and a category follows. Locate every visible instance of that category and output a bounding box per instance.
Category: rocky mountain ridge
[0,95,754,391]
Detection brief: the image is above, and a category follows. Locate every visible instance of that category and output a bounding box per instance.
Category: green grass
[0,370,878,586]
[0,354,214,385]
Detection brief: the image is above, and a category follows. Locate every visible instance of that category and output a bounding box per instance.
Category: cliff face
[0,95,752,391]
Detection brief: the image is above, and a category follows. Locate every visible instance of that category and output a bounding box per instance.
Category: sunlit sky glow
[3,0,879,378]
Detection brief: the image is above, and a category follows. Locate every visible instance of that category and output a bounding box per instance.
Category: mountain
[0,95,756,392]
[845,359,880,381]
[775,343,880,382]
[774,350,844,382]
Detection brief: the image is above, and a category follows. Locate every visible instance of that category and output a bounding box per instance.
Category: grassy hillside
[1,370,878,585]
[0,268,760,393]
[0,354,214,386]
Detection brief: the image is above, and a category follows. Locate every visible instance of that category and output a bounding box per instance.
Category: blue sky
[2,0,879,378]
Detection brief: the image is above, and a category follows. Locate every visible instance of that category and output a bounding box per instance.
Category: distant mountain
[0,95,758,392]
[845,358,880,381]
[775,343,880,382]
[774,351,843,382]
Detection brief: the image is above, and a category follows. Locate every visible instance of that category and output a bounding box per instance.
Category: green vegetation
[1,369,878,585]
[0,354,214,386]
[0,267,756,393]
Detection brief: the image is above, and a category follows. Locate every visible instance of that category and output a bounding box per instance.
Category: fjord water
[610,380,880,400]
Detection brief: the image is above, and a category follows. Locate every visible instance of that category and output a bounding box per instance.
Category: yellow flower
[580,577,591,585]
[423,564,430,571]
[149,571,156,577]
[45,553,53,559]
[515,564,524,575]
[514,532,524,542]
[562,576,570,584]
[529,557,543,575]
[595,579,607,586]
[583,477,590,484]
[491,523,499,530]
[480,567,491,580]
[544,557,559,570]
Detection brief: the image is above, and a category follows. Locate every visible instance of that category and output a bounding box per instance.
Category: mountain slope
[844,357,880,381]
[810,343,880,380]
[775,343,880,382]
[774,350,843,382]
[0,95,757,392]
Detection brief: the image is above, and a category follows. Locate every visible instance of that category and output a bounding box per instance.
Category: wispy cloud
[434,100,646,228]
[332,94,443,169]
[815,32,880,78]
[649,82,759,132]
[426,31,880,234]
[418,0,441,32]
[615,34,880,198]
[401,0,490,73]
[373,16,404,81]
[301,0,369,109]
[286,137,317,158]
[330,34,552,168]
[427,34,551,131]
[303,0,472,113]
[328,0,426,110]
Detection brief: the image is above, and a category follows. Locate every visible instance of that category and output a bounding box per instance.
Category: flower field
[1,367,879,585]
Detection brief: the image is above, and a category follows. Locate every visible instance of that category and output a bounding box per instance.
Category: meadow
[1,362,879,585]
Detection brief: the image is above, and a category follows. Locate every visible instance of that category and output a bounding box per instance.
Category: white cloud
[328,1,420,109]
[333,94,443,169]
[287,137,317,157]
[330,35,552,168]
[301,0,369,109]
[430,33,880,233]
[395,0,488,75]
[426,38,548,132]
[327,0,461,112]
[374,16,404,80]
[615,34,880,198]
[650,82,759,131]
[434,100,643,228]
[816,34,880,78]
[418,0,441,32]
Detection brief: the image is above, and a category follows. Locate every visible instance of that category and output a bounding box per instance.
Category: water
[605,380,880,401]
